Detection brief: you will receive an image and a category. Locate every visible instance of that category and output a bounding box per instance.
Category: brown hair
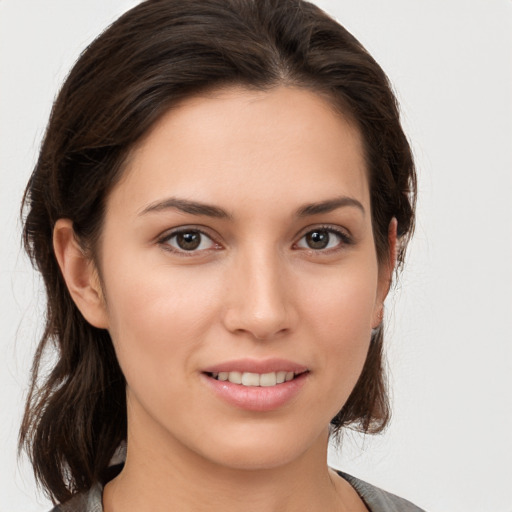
[20,0,416,503]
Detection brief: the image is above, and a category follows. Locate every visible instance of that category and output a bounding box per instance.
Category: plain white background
[1,1,511,511]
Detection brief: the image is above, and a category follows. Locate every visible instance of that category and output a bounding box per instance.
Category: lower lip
[202,372,308,412]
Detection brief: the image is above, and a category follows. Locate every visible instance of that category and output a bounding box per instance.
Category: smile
[202,359,309,410]
[208,371,304,387]
[203,370,309,412]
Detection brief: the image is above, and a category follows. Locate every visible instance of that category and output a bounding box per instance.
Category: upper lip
[202,358,308,374]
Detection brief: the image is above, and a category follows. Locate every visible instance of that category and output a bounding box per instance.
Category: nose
[222,248,297,341]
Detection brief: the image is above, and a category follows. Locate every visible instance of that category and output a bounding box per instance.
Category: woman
[20,0,422,510]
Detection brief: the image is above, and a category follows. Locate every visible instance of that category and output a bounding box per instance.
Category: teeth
[227,371,242,384]
[241,372,260,386]
[211,370,303,387]
[260,372,277,387]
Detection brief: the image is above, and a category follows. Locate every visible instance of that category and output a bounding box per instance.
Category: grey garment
[338,472,426,511]
[50,471,426,512]
[51,484,102,512]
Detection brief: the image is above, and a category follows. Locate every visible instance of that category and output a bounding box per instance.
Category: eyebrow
[139,195,365,219]
[295,196,365,217]
[139,197,232,219]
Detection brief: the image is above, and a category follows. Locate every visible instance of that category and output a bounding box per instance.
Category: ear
[53,219,109,329]
[372,217,398,329]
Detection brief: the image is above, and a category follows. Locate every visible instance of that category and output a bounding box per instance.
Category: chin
[192,422,329,471]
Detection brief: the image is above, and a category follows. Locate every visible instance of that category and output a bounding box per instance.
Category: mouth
[205,370,308,387]
[201,359,310,410]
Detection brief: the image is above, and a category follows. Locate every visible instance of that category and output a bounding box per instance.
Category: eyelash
[157,225,352,256]
[294,225,353,253]
[158,227,219,257]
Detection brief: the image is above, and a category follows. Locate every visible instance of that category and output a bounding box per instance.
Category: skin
[54,86,396,512]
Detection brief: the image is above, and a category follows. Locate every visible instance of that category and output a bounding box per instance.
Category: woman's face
[94,86,391,469]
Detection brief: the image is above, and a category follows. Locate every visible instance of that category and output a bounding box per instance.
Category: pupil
[177,232,201,250]
[307,230,329,249]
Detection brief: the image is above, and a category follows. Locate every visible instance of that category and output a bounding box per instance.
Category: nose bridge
[223,242,294,340]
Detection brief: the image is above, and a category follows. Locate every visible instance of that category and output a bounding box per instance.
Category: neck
[103,429,353,512]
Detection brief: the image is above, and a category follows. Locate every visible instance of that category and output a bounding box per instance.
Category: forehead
[110,85,369,217]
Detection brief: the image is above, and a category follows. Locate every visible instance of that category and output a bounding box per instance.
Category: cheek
[101,257,221,379]
[302,263,378,397]
[304,260,378,335]
[320,290,374,375]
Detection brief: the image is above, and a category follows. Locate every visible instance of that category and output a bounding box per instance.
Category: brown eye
[296,228,348,251]
[305,230,330,249]
[162,229,217,253]
[176,231,202,250]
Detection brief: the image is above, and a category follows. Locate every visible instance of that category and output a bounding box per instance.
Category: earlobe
[372,218,398,329]
[53,219,109,329]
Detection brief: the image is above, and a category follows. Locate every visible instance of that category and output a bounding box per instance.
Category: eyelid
[294,224,353,252]
[157,226,222,255]
[155,223,353,256]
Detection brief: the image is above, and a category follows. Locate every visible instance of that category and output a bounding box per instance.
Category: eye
[160,229,218,253]
[295,227,350,251]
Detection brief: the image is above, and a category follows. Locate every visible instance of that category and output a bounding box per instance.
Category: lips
[202,358,309,411]
[202,358,308,375]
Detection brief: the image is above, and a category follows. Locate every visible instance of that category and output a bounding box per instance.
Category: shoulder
[47,482,103,512]
[48,462,124,512]
[337,471,427,512]
[49,470,425,512]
